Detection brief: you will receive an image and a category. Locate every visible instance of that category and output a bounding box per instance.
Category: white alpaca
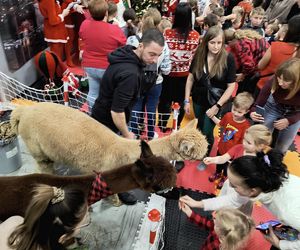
[10,102,208,173]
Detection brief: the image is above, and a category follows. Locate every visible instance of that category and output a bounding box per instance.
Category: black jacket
[91,45,144,132]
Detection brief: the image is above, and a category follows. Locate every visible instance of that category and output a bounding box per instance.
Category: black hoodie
[91,45,145,132]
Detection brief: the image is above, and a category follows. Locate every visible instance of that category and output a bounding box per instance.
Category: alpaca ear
[140,140,153,158]
[181,119,198,129]
[179,140,195,155]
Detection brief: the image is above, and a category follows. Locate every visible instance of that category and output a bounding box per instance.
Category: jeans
[264,94,300,154]
[84,67,106,110]
[130,83,162,139]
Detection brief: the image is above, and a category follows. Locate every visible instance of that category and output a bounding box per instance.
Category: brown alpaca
[10,102,208,173]
[0,141,177,221]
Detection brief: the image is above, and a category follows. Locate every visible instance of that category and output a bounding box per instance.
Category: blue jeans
[84,67,106,110]
[264,94,300,154]
[130,83,162,139]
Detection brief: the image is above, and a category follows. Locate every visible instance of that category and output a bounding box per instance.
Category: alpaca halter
[51,187,65,204]
[88,172,113,206]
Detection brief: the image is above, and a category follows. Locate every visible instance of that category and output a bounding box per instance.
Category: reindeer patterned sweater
[164,28,200,77]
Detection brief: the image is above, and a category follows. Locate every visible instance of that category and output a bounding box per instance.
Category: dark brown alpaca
[0,141,176,221]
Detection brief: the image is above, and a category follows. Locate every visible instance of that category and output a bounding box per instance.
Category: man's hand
[264,225,280,249]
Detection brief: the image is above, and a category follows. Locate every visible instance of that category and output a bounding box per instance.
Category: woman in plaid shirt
[179,202,255,250]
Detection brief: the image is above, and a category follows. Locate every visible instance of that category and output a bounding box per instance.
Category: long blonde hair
[141,8,161,32]
[216,209,255,250]
[273,57,300,99]
[192,26,227,79]
[225,29,262,43]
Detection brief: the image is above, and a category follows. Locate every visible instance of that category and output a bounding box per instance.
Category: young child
[265,22,279,43]
[204,124,272,165]
[158,18,172,33]
[244,7,265,37]
[207,92,254,189]
[179,204,255,250]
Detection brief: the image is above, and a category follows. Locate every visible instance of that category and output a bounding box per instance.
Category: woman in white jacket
[180,150,300,250]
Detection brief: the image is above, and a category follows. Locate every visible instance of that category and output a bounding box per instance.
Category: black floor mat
[160,187,215,250]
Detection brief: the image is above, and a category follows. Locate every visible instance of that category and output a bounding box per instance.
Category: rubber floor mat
[159,187,215,250]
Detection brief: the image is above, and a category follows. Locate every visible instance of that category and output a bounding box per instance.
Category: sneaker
[197,161,207,171]
[118,191,137,205]
[217,176,227,189]
[156,188,181,200]
[208,173,222,182]
[175,161,185,173]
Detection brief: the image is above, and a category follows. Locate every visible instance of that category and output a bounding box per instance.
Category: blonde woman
[185,26,236,157]
[179,204,255,250]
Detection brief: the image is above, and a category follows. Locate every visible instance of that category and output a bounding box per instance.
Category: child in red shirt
[204,124,272,164]
[207,92,254,189]
[179,202,255,250]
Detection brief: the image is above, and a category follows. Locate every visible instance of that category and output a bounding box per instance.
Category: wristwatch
[215,103,222,109]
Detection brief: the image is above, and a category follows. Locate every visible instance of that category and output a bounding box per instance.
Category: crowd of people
[1,0,300,249]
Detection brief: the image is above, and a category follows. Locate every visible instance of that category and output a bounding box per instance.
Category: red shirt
[79,20,126,69]
[218,112,251,155]
[189,211,220,250]
[227,144,245,160]
[165,29,200,77]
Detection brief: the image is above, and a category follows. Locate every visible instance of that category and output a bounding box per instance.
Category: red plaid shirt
[88,172,113,206]
[189,211,220,250]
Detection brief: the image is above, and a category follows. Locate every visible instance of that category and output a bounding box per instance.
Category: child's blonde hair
[268,22,279,34]
[245,124,272,146]
[232,92,254,111]
[158,19,172,33]
[250,6,265,17]
[216,209,255,250]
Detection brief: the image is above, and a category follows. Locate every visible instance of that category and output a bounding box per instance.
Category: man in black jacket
[91,29,164,205]
[92,28,164,139]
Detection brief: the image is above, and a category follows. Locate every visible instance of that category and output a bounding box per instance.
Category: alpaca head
[169,119,208,161]
[131,140,177,192]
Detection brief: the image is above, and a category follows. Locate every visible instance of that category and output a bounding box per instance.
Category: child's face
[243,133,257,153]
[231,105,248,121]
[265,25,273,36]
[250,14,263,27]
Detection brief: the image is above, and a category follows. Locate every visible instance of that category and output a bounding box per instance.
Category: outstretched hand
[179,195,203,208]
[179,200,192,217]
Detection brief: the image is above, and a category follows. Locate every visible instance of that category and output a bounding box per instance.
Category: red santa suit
[38,0,68,43]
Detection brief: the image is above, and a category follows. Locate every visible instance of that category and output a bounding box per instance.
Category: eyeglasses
[74,212,91,230]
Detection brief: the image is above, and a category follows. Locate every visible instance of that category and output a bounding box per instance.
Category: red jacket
[227,37,269,75]
[38,0,68,43]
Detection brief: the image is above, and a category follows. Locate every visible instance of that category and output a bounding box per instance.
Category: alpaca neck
[148,136,174,158]
[101,164,139,194]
